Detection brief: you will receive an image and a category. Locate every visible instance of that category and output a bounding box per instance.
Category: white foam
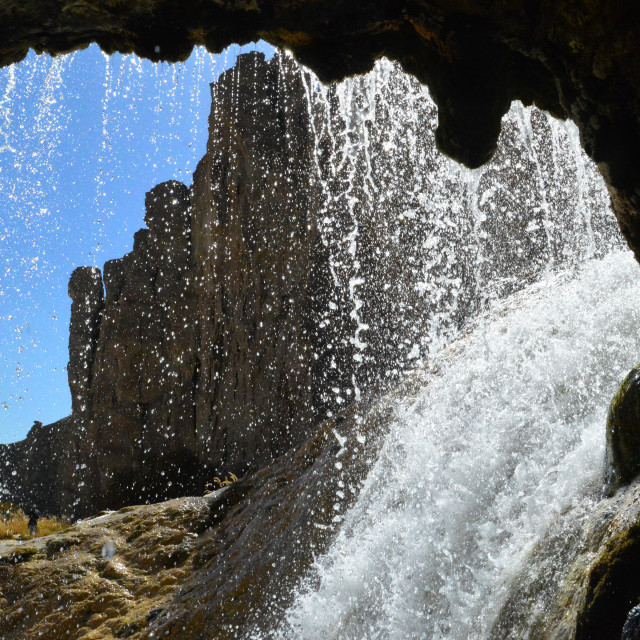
[278,250,640,639]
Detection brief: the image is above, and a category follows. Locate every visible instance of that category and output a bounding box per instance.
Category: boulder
[606,365,640,493]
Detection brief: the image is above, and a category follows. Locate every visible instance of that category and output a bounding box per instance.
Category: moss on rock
[606,364,640,493]
[575,522,640,640]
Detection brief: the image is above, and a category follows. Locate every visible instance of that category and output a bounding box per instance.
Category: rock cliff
[0,51,356,518]
[0,49,620,519]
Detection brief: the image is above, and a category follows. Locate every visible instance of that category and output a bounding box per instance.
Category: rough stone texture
[623,605,640,640]
[0,380,395,640]
[554,480,640,640]
[0,2,639,263]
[483,475,640,640]
[67,267,104,415]
[188,51,353,476]
[605,364,640,494]
[74,179,203,512]
[0,417,79,518]
[0,52,353,519]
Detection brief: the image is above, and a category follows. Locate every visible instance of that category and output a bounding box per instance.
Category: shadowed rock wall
[188,52,354,475]
[0,51,353,518]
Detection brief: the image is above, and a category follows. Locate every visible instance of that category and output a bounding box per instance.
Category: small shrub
[204,472,238,494]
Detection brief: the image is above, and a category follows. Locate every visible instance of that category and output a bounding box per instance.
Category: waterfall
[0,45,633,638]
[302,58,620,396]
[270,57,630,640]
[276,250,640,640]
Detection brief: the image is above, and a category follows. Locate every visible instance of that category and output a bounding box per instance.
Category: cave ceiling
[2,1,640,257]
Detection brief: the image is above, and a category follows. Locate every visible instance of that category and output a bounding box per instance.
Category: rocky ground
[0,497,213,639]
[0,383,400,640]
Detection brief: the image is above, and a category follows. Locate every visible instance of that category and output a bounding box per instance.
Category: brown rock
[67,266,104,415]
[0,52,354,518]
[0,49,621,519]
[188,51,353,477]
[0,374,393,640]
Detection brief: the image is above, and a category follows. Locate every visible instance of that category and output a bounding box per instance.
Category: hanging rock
[606,364,640,494]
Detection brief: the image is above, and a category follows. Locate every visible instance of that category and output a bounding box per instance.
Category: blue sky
[0,41,274,443]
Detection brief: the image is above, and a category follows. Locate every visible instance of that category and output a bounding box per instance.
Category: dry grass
[0,509,69,540]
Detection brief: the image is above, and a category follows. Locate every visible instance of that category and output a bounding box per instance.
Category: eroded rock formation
[0,1,639,264]
[0,51,355,518]
[67,266,104,414]
[0,49,622,519]
[188,52,353,475]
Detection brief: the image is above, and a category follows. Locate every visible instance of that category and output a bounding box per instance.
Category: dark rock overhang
[1,1,640,258]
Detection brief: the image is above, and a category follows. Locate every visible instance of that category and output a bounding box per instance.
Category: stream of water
[277,249,640,639]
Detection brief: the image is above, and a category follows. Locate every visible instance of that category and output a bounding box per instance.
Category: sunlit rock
[67,266,104,414]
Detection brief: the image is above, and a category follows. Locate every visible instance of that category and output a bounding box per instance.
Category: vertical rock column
[72,180,201,513]
[67,267,104,414]
[190,51,353,475]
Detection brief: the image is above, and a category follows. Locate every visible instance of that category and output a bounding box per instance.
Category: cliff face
[188,52,353,475]
[74,180,202,510]
[0,51,355,518]
[0,50,619,518]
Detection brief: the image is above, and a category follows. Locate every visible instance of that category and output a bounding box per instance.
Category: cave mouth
[0,44,624,521]
[2,1,640,261]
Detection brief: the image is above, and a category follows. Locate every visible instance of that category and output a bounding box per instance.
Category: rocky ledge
[0,382,397,640]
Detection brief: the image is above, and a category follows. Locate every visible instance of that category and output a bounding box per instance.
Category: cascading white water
[301,58,620,401]
[276,250,640,639]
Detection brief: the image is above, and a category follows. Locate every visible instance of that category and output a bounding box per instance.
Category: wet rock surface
[606,364,640,493]
[557,481,640,640]
[489,476,640,640]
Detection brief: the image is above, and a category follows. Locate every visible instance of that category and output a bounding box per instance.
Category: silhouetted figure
[27,505,40,538]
